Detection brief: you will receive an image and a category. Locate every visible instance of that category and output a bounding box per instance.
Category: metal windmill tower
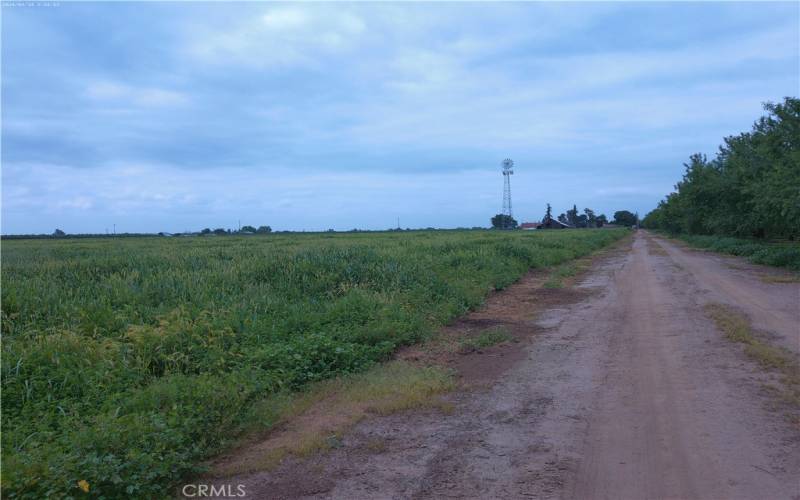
[501,158,514,228]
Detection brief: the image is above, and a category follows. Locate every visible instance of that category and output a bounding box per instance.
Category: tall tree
[566,204,579,227]
[543,203,553,222]
[584,208,596,228]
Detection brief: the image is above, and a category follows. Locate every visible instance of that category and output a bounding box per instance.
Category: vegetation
[550,204,610,228]
[490,214,518,229]
[643,97,799,241]
[1,228,626,498]
[612,210,638,227]
[459,326,512,352]
[212,360,454,478]
[543,262,580,288]
[705,303,800,409]
[675,234,800,270]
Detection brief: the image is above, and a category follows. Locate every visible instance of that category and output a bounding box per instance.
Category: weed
[543,263,579,288]
[210,361,454,477]
[460,326,513,352]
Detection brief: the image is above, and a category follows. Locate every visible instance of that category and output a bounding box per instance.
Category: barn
[537,219,572,229]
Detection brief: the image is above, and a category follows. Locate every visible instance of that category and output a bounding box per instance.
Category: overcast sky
[2,2,798,233]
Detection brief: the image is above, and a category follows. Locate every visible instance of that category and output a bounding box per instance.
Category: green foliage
[613,210,637,227]
[1,229,626,497]
[643,97,800,240]
[543,203,553,223]
[460,326,512,351]
[676,234,800,270]
[490,214,518,229]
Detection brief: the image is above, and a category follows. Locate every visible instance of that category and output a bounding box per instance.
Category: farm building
[520,222,540,230]
[537,219,572,229]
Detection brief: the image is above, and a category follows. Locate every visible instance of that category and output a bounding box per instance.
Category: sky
[2,1,798,233]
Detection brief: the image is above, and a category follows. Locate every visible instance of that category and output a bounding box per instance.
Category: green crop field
[1,229,626,498]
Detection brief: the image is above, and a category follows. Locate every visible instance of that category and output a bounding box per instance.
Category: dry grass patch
[759,273,800,284]
[704,303,800,411]
[645,237,669,256]
[208,361,454,478]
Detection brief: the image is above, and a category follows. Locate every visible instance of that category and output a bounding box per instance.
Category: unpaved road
[216,232,800,499]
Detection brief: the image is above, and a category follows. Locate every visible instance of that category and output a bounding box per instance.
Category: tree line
[491,206,637,229]
[200,225,272,235]
[642,97,799,240]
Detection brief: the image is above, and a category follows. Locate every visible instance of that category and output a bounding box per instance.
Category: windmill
[501,158,514,229]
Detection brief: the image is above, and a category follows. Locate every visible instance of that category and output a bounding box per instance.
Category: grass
[212,360,454,477]
[759,274,800,284]
[704,304,800,408]
[673,234,800,270]
[543,263,579,288]
[459,326,512,352]
[0,228,627,498]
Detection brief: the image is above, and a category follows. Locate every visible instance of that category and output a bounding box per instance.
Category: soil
[206,231,800,499]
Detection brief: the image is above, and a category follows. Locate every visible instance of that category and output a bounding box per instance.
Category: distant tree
[200,228,211,234]
[52,228,66,237]
[543,203,553,222]
[557,213,569,224]
[256,225,272,234]
[576,214,588,228]
[596,214,608,227]
[240,225,257,233]
[213,228,227,235]
[613,210,638,227]
[566,204,579,227]
[584,208,596,228]
[491,214,518,229]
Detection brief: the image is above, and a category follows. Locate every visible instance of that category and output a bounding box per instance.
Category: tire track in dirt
[568,232,798,499]
[648,233,800,356]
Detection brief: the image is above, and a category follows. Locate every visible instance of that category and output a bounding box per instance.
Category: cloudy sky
[2,2,798,233]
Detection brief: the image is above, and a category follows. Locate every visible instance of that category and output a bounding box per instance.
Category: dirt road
[218,232,799,499]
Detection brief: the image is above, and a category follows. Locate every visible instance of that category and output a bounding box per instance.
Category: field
[1,229,626,497]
